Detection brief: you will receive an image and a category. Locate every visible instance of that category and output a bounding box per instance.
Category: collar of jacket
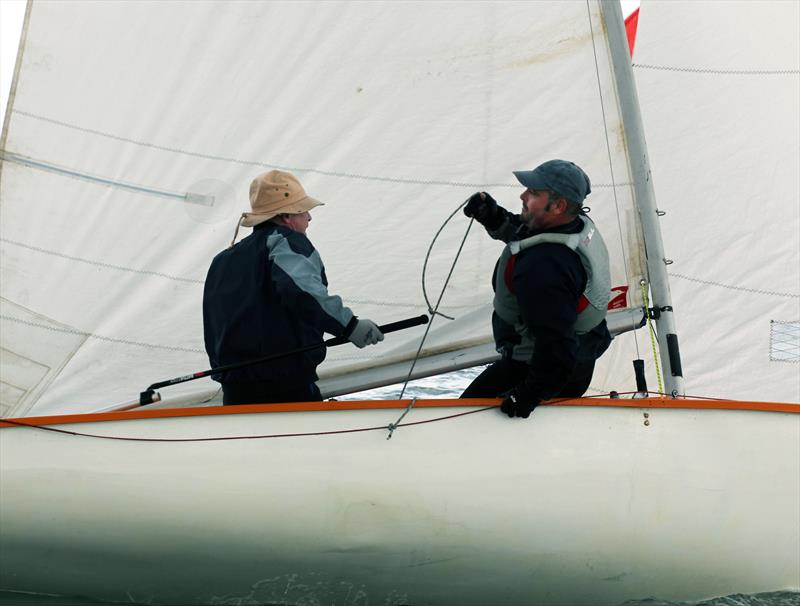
[516,216,584,240]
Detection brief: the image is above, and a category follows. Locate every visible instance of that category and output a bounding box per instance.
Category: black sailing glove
[463,192,503,230]
[499,382,541,419]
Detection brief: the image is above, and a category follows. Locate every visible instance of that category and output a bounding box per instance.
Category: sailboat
[0,1,797,605]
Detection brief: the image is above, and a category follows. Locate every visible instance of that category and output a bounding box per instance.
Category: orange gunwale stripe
[0,397,797,428]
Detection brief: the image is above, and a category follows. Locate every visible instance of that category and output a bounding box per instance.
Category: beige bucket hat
[231,170,324,245]
[242,170,323,227]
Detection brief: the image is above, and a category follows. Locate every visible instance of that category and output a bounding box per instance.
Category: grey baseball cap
[513,159,592,205]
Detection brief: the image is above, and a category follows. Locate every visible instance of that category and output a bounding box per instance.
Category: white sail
[1,3,798,605]
[1,0,649,416]
[633,0,800,402]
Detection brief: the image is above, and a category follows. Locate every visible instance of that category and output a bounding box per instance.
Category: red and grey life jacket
[493,216,611,362]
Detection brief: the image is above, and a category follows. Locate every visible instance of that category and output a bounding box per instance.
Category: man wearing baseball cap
[461,160,612,418]
[203,170,383,405]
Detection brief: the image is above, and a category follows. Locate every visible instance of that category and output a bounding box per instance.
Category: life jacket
[493,216,611,361]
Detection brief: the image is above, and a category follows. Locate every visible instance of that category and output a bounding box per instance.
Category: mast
[600,0,686,396]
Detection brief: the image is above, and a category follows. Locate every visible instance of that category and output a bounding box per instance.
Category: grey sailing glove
[347,318,385,348]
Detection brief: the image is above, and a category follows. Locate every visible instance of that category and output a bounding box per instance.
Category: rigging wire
[386,397,417,440]
[585,0,643,361]
[398,204,475,399]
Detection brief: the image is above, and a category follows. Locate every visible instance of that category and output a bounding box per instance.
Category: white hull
[1,400,798,605]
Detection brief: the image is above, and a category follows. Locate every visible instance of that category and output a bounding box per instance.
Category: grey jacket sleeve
[267,232,355,337]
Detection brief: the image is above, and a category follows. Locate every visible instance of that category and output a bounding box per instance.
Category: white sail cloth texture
[634,0,800,402]
[2,1,648,415]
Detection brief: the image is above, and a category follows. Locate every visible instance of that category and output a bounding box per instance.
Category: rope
[421,201,475,320]
[5,390,792,443]
[398,204,474,399]
[0,405,495,443]
[586,0,641,359]
[640,280,664,395]
[386,397,416,440]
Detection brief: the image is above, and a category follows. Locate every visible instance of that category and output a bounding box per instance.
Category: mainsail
[1,1,650,416]
[633,0,800,402]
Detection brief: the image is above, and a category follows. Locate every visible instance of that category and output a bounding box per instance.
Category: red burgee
[625,8,639,57]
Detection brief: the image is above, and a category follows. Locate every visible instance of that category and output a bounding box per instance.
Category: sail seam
[0,237,204,284]
[346,299,475,309]
[633,63,800,76]
[9,110,629,189]
[0,239,465,308]
[0,314,205,354]
[669,273,799,298]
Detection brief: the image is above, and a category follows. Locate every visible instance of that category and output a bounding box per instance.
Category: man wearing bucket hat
[460,159,612,419]
[203,170,383,405]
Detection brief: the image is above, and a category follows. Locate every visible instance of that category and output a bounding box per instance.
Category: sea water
[1,369,798,606]
[339,366,487,401]
[1,585,798,605]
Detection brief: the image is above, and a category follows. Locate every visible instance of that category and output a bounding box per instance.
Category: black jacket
[491,214,612,399]
[203,222,354,384]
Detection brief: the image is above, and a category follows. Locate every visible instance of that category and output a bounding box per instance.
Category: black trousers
[460,358,597,399]
[222,380,322,405]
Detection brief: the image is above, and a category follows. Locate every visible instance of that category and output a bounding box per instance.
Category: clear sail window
[770,321,800,362]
